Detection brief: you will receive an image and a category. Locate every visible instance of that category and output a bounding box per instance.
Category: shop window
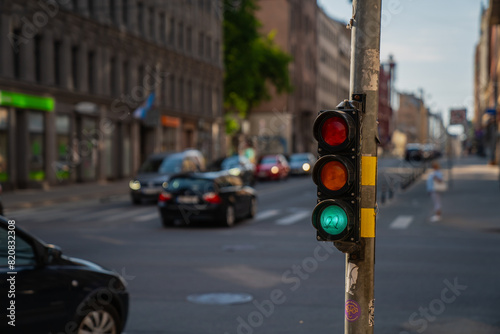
[0,109,8,182]
[28,112,45,181]
[55,115,70,181]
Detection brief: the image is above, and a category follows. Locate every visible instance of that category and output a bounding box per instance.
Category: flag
[133,92,156,119]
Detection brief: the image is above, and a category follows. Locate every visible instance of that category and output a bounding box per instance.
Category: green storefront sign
[0,90,54,111]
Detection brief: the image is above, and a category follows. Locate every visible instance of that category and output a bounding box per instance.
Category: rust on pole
[345,0,381,333]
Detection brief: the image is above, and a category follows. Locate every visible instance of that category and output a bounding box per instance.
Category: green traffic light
[320,205,348,235]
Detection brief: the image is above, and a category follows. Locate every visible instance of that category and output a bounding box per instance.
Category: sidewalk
[404,154,500,231]
[2,179,130,213]
[438,155,500,231]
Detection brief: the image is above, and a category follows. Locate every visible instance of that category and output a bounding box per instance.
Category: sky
[317,0,486,128]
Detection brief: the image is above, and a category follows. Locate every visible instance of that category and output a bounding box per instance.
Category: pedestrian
[243,139,256,165]
[427,161,444,222]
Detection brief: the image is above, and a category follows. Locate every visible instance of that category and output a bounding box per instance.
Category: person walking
[427,161,444,222]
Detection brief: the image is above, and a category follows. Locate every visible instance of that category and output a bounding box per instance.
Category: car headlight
[271,166,279,174]
[129,180,141,191]
[229,168,241,176]
[302,163,311,172]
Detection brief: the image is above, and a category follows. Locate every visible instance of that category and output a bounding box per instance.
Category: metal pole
[346,0,381,333]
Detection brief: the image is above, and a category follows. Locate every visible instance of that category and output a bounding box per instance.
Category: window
[159,13,166,43]
[187,80,192,111]
[206,36,211,60]
[28,111,45,181]
[0,227,36,267]
[178,22,184,49]
[122,0,128,25]
[110,57,118,96]
[178,77,184,109]
[198,32,204,57]
[34,34,42,83]
[186,27,192,52]
[88,0,95,17]
[13,29,21,79]
[122,60,129,93]
[137,2,144,35]
[0,109,8,182]
[169,18,175,45]
[54,40,61,86]
[71,46,79,90]
[88,51,95,94]
[110,0,116,23]
[170,74,175,108]
[55,115,70,181]
[149,7,155,39]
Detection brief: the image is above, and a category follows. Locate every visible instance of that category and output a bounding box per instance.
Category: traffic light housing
[312,99,362,253]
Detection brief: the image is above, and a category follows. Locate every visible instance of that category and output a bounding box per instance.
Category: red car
[255,154,290,181]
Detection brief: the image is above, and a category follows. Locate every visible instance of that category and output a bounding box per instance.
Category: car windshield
[138,157,165,173]
[290,154,309,162]
[166,178,215,193]
[260,157,277,164]
[221,156,240,170]
[159,157,183,174]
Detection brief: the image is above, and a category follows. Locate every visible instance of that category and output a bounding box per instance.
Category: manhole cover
[187,293,253,305]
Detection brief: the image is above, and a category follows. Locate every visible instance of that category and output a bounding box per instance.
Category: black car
[0,217,129,333]
[158,172,257,227]
[210,155,256,186]
[129,149,206,204]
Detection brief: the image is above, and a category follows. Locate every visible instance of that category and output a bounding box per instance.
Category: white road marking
[134,211,159,222]
[275,211,310,225]
[255,209,280,221]
[389,215,414,229]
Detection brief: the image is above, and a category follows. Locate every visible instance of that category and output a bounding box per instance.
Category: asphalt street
[3,155,500,334]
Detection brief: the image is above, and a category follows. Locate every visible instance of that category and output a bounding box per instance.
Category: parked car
[289,153,316,175]
[209,155,256,186]
[404,143,423,162]
[255,154,290,181]
[158,172,257,227]
[0,217,129,333]
[129,149,206,204]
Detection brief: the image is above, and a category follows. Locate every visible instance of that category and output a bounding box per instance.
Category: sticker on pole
[345,300,361,322]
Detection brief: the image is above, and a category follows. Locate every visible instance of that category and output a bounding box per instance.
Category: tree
[223,0,293,135]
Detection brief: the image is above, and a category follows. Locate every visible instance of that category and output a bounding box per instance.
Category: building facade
[250,0,317,155]
[317,8,350,111]
[474,0,500,164]
[0,0,224,190]
[378,56,396,153]
[395,92,428,145]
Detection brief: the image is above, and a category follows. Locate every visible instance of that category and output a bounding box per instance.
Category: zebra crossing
[8,203,416,230]
[8,203,312,227]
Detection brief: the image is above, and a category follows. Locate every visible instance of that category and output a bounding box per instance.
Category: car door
[0,227,73,333]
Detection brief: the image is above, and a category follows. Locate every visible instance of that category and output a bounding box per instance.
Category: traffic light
[312,99,362,253]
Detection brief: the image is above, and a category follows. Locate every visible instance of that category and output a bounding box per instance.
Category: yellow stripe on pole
[361,208,376,238]
[361,156,377,186]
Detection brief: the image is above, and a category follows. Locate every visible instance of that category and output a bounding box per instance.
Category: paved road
[6,155,500,334]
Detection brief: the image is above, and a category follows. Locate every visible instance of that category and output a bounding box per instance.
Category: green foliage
[223,0,292,135]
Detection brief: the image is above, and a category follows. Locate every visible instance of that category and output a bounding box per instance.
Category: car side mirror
[45,244,63,264]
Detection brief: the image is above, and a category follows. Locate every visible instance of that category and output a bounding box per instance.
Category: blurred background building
[250,0,318,156]
[0,0,224,189]
[474,0,500,165]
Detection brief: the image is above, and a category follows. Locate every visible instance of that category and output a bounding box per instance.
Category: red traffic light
[321,116,348,147]
[313,110,355,152]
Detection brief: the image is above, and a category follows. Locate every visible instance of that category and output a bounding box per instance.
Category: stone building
[250,0,317,155]
[0,0,224,189]
[317,7,350,111]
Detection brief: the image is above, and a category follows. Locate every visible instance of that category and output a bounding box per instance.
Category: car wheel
[75,303,121,334]
[247,197,257,218]
[131,196,141,205]
[224,205,235,227]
